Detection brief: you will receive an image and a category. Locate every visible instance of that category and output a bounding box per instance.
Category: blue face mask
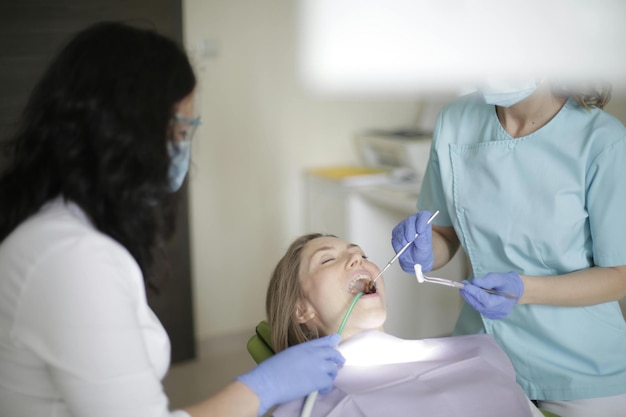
[167,140,191,192]
[480,79,537,107]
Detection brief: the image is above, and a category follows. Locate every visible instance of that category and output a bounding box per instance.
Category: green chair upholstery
[246,320,561,417]
[247,320,275,364]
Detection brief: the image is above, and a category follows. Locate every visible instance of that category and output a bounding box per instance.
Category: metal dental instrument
[413,264,518,299]
[372,210,440,284]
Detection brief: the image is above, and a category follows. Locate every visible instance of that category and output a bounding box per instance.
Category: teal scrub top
[417,93,626,401]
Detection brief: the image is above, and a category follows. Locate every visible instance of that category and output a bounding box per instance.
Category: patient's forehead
[301,237,364,268]
[299,237,348,278]
[302,236,351,257]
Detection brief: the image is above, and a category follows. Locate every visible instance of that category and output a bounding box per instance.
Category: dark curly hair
[0,21,196,290]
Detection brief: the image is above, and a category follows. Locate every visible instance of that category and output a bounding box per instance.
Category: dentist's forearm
[183,381,259,417]
[431,225,460,271]
[519,265,626,306]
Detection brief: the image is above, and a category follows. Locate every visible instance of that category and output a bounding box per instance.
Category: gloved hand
[391,210,434,273]
[236,334,345,416]
[460,272,524,319]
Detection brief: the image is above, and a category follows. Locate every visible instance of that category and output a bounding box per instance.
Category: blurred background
[2,0,625,409]
[183,0,626,345]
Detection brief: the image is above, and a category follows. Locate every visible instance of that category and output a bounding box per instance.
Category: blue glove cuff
[236,369,272,416]
[460,272,523,320]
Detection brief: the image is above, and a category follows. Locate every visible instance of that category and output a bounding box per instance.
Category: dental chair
[246,320,560,417]
[247,320,275,364]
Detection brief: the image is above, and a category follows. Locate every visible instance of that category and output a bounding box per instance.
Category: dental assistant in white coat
[0,22,344,417]
[391,79,626,417]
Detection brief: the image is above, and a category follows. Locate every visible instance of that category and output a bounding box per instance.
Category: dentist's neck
[497,84,566,138]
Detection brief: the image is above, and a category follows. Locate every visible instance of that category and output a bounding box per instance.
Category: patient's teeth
[349,274,375,294]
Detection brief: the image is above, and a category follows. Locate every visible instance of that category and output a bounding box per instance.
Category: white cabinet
[305,174,468,339]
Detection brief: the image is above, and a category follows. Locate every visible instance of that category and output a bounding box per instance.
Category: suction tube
[300,291,365,417]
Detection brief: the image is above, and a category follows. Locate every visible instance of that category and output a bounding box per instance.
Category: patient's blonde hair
[266,233,335,352]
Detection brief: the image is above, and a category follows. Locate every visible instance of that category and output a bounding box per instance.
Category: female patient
[266,233,545,417]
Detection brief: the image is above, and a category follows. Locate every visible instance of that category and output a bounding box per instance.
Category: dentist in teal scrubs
[392,79,626,417]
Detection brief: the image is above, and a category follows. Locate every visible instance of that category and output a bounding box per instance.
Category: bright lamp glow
[339,330,441,366]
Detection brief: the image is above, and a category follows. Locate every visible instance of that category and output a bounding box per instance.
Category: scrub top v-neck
[417,92,626,400]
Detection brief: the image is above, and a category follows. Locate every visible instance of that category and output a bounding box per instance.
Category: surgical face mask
[167,140,191,192]
[480,79,537,107]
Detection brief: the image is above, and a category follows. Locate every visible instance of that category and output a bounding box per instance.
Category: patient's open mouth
[349,274,377,295]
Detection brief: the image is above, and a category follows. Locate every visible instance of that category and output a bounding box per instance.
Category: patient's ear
[294,299,316,324]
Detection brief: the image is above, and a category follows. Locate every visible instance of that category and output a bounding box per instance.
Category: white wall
[183,0,433,340]
[183,1,626,340]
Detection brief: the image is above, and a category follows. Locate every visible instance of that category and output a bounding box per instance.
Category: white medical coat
[0,197,189,417]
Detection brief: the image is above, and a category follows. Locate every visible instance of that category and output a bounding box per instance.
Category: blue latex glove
[391,210,434,273]
[236,334,345,416]
[460,272,524,319]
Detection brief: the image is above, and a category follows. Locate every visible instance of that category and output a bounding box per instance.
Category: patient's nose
[348,253,362,268]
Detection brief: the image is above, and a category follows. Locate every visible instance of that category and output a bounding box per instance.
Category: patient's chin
[349,309,387,332]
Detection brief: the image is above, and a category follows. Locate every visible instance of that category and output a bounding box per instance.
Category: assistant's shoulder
[4,197,140,287]
[9,198,118,254]
[0,198,145,329]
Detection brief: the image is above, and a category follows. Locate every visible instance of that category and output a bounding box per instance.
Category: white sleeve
[13,233,186,417]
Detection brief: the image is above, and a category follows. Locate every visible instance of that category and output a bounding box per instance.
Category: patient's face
[297,236,386,340]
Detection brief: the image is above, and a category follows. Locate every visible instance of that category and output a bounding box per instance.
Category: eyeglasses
[170,115,201,143]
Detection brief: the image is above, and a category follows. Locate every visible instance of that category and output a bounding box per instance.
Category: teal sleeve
[587,135,626,266]
[417,110,452,227]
